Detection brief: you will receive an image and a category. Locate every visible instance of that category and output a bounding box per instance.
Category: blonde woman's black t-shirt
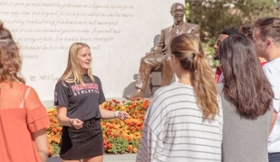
[54,75,106,121]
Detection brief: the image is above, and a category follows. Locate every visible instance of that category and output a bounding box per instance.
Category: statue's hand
[145,52,154,56]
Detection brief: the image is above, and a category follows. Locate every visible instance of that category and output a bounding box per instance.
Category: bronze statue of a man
[125,2,200,99]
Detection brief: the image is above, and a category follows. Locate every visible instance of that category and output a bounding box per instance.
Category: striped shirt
[136,82,223,162]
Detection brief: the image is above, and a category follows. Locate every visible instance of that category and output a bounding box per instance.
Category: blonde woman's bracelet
[114,111,119,118]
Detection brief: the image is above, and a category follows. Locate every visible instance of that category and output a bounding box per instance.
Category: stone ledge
[47,154,137,162]
[104,154,137,162]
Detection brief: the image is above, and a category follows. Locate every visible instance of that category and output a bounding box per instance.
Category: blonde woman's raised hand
[115,111,130,120]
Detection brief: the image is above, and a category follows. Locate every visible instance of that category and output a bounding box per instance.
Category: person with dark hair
[213,27,239,83]
[238,23,253,39]
[0,22,49,162]
[125,2,200,99]
[239,23,267,66]
[219,33,274,162]
[54,42,130,162]
[136,34,222,162]
[253,17,280,162]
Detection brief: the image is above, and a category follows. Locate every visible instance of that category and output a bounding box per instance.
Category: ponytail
[192,53,219,121]
[170,33,219,121]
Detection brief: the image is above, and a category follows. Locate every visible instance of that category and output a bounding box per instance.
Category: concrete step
[47,154,137,162]
[104,154,137,162]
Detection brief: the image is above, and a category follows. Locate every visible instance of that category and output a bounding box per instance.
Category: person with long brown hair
[0,22,49,161]
[218,33,273,162]
[54,42,130,162]
[136,34,223,162]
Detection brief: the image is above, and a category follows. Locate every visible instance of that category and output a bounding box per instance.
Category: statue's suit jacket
[153,22,200,55]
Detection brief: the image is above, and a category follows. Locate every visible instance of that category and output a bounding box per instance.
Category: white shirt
[263,57,280,153]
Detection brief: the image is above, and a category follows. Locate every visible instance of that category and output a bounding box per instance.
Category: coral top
[0,81,49,162]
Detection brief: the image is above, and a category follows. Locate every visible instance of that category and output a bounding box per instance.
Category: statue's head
[170,3,185,24]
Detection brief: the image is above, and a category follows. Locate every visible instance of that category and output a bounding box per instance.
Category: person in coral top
[0,22,50,162]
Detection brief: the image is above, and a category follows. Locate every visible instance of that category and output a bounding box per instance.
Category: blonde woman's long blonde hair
[170,34,219,121]
[59,42,94,86]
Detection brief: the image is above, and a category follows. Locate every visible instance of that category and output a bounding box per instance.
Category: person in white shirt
[253,17,280,162]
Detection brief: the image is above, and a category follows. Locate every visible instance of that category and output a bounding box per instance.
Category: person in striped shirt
[136,34,223,162]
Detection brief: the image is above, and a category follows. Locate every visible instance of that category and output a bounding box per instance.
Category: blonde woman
[136,34,223,162]
[54,42,129,162]
[0,22,49,162]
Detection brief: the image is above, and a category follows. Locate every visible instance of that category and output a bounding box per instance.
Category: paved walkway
[47,154,137,162]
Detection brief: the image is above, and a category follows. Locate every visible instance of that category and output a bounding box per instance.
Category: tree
[186,0,278,46]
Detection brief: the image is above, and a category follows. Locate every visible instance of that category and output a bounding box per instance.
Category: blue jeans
[269,152,280,162]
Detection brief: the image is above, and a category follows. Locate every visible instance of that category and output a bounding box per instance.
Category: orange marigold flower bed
[47,98,150,156]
